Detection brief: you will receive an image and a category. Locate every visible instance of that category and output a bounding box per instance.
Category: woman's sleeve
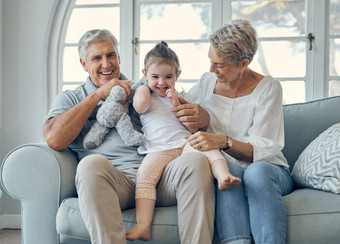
[243,80,285,162]
[188,72,209,103]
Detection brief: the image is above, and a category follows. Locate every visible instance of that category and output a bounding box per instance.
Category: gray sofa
[1,95,340,244]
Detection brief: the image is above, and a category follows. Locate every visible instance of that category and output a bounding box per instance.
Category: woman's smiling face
[208,46,242,84]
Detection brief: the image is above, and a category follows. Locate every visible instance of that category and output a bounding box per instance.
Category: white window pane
[138,42,210,80]
[281,81,305,104]
[140,0,199,2]
[330,39,340,76]
[330,0,340,34]
[138,43,153,78]
[329,80,340,97]
[175,82,196,93]
[63,47,88,82]
[65,7,120,43]
[76,0,119,5]
[140,3,211,40]
[250,41,305,77]
[172,43,210,79]
[232,0,306,37]
[62,84,83,91]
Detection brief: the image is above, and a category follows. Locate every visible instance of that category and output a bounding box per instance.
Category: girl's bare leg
[211,159,241,191]
[126,198,156,241]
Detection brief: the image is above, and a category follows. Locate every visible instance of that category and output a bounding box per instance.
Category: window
[330,0,340,96]
[134,0,212,92]
[53,0,339,105]
[61,0,121,91]
[230,0,307,104]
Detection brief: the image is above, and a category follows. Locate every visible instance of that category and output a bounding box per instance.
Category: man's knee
[76,154,112,183]
[178,152,209,169]
[174,152,214,188]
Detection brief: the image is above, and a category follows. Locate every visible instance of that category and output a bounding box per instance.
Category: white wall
[0,0,2,129]
[0,0,57,227]
[0,0,3,224]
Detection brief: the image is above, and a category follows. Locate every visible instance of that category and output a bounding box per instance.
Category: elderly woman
[174,19,294,244]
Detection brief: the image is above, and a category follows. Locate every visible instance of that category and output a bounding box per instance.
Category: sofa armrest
[1,142,79,244]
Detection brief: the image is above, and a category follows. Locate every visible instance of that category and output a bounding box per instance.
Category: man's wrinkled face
[80,40,121,87]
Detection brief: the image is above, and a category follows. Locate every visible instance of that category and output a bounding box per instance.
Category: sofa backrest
[282,95,340,169]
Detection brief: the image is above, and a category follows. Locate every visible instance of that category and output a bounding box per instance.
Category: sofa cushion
[291,123,340,193]
[283,188,340,215]
[283,188,340,244]
[282,96,340,169]
[56,197,180,244]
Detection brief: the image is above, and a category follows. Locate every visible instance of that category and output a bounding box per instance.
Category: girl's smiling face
[143,62,180,97]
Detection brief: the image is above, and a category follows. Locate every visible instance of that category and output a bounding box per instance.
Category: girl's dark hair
[144,41,181,72]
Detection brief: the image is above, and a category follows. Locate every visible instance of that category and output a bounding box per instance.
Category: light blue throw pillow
[291,123,340,194]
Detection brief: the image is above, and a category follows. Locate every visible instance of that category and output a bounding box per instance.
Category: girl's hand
[166,84,180,106]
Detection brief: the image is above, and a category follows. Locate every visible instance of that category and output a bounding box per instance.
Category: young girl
[126,41,241,241]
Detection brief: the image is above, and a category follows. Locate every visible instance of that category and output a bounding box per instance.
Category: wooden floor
[0,229,21,244]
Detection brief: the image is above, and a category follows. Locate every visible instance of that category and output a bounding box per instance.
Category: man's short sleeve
[45,88,85,123]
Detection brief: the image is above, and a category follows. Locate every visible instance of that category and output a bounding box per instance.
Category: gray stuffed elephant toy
[83,80,145,149]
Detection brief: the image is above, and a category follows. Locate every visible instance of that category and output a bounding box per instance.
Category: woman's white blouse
[189,72,289,169]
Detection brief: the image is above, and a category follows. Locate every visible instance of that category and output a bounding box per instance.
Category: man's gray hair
[78,29,119,61]
[209,19,258,65]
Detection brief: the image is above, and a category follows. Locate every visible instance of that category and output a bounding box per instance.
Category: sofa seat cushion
[284,188,340,216]
[284,188,340,244]
[56,197,180,244]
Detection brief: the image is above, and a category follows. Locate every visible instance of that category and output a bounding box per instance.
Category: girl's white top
[189,72,289,169]
[138,93,191,154]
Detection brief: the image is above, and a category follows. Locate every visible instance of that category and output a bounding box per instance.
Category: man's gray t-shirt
[45,75,144,170]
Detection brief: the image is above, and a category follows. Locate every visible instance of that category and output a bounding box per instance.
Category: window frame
[49,0,338,108]
[132,0,217,84]
[47,0,72,109]
[309,0,330,100]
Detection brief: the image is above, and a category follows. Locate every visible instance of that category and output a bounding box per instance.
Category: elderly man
[43,29,214,244]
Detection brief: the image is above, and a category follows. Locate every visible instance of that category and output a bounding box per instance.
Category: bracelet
[221,136,232,150]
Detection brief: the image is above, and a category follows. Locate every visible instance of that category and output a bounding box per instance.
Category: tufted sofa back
[282,95,340,169]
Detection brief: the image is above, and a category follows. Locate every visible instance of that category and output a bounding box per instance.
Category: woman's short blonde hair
[209,19,258,65]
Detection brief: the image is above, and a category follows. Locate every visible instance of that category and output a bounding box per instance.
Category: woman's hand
[172,97,210,131]
[187,131,254,163]
[186,131,226,151]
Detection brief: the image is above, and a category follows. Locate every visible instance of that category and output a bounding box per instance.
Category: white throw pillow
[291,123,340,194]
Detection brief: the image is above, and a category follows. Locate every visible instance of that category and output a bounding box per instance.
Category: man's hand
[44,78,133,151]
[96,78,132,101]
[171,97,210,131]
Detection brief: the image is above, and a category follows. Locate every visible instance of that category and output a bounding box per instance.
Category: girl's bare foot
[218,174,241,191]
[126,223,151,241]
